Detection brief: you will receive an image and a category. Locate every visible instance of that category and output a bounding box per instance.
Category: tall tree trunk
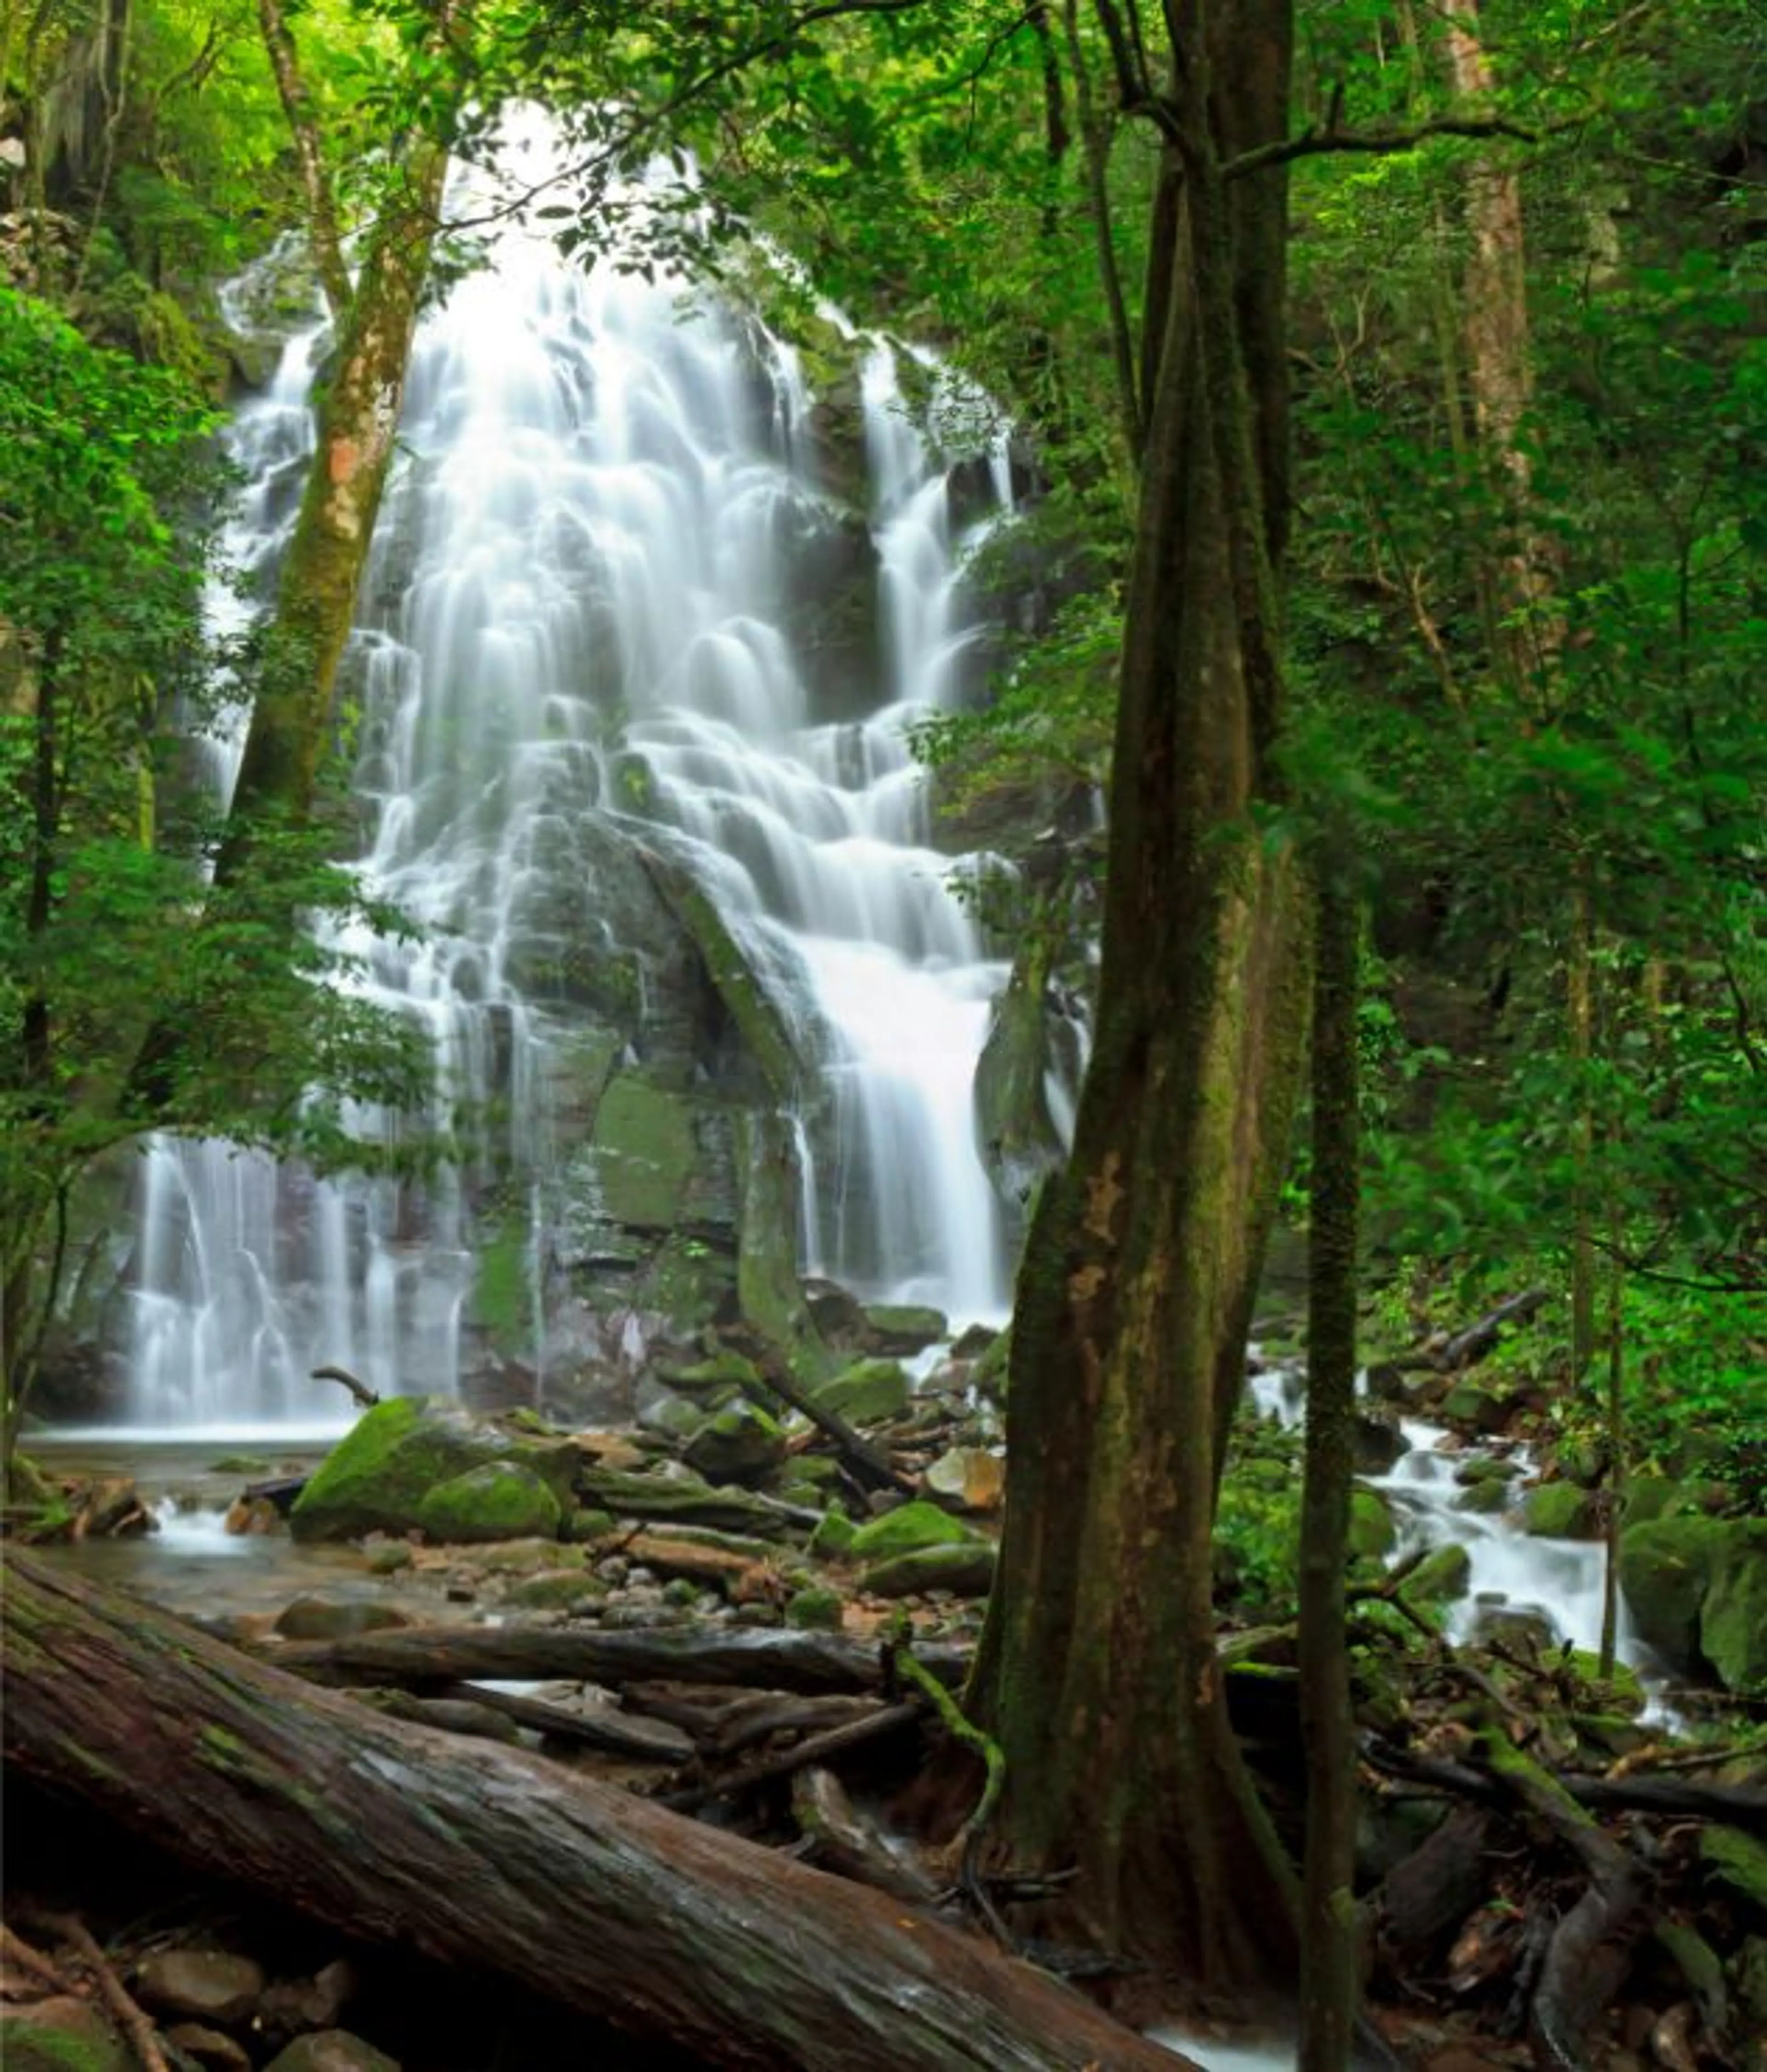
[219,139,447,872]
[256,0,352,326]
[968,0,1307,2010]
[1298,866,1360,2072]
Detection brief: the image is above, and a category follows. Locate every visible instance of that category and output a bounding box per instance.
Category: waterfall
[125,127,1016,1431]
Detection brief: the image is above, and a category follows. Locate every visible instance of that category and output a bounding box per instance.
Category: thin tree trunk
[968,0,1306,2009]
[1063,0,1143,457]
[1298,866,1360,2072]
[256,0,352,326]
[1,1553,1187,2072]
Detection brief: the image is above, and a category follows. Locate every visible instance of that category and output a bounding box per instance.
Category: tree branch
[1224,112,1559,180]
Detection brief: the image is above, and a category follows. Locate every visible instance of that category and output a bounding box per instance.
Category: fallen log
[1,1553,1184,2072]
[267,1620,969,1697]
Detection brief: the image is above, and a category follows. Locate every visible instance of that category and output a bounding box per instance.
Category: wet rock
[1701,1825,1767,1911]
[1699,1523,1767,1694]
[860,1542,997,1599]
[416,1461,564,1545]
[682,1401,787,1483]
[165,2022,254,2071]
[135,1948,266,2026]
[1464,1603,1557,1655]
[261,2031,401,2072]
[810,1357,910,1426]
[809,1507,859,1558]
[254,1960,355,2041]
[1348,1486,1397,1562]
[273,1597,412,1642]
[974,952,1067,1207]
[950,1322,998,1361]
[1353,1408,1409,1474]
[860,1304,947,1356]
[656,1351,759,1403]
[289,1398,577,1544]
[0,1995,130,2072]
[1520,1480,1599,1540]
[1453,1478,1513,1516]
[1399,1543,1472,1606]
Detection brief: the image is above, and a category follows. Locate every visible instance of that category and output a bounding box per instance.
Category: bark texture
[969,0,1306,2008]
[1,1553,1186,2072]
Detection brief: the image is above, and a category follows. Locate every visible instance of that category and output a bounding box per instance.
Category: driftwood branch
[310,1362,380,1409]
[2,1554,1181,2072]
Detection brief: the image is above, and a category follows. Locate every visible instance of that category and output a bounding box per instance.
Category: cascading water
[126,125,1016,1431]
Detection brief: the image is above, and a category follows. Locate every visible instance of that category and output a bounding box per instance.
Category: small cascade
[125,120,1017,1431]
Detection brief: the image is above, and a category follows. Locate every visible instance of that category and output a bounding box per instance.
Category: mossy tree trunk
[968,0,1308,2010]
[218,139,448,875]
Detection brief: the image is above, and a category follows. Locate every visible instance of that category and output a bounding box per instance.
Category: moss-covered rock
[785,1585,846,1630]
[289,1398,577,1544]
[1399,1543,1472,1606]
[1521,1480,1598,1539]
[809,1507,859,1558]
[658,1351,762,1401]
[418,1461,564,1544]
[1620,1514,1767,1688]
[811,1357,910,1426]
[859,1542,997,1599]
[974,947,1065,1207]
[849,1498,988,1561]
[1700,1520,1767,1695]
[1454,1477,1513,1515]
[861,1304,947,1355]
[1348,1486,1397,1562]
[683,1401,787,1484]
[591,1073,699,1230]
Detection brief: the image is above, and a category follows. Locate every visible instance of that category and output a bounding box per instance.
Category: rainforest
[1,4,1764,2069]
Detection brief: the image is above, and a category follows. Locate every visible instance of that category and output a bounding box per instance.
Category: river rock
[289,1398,578,1544]
[165,2023,254,2071]
[656,1351,759,1402]
[1353,1408,1409,1474]
[261,2032,401,2072]
[273,1597,413,1642]
[860,1303,947,1355]
[1399,1543,1472,1606]
[1348,1486,1397,1562]
[1618,1514,1767,1688]
[810,1357,910,1426]
[1520,1480,1599,1539]
[416,1461,564,1545]
[577,1463,792,1538]
[135,1948,266,2025]
[0,1996,130,2072]
[682,1401,787,1483]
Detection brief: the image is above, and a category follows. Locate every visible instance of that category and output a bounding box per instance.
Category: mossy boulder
[658,1351,762,1402]
[849,1498,988,1562]
[973,950,1065,1207]
[1521,1480,1598,1539]
[860,1542,997,1599]
[1437,1367,1532,1437]
[861,1304,947,1355]
[417,1462,563,1544]
[1700,1522,1767,1695]
[1618,1514,1721,1670]
[1702,1825,1767,1911]
[1454,1478,1513,1516]
[810,1357,911,1427]
[0,1996,131,2072]
[1619,1514,1767,1687]
[289,1398,577,1544]
[1348,1486,1397,1562]
[1399,1543,1472,1606]
[682,1402,787,1484]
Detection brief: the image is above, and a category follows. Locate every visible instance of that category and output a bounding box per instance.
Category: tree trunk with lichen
[968,0,1306,2014]
[219,144,446,872]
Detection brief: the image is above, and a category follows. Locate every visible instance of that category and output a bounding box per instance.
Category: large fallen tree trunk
[1,1554,1183,2072]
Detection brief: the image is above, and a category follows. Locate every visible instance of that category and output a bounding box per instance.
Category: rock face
[1619,1514,1767,1692]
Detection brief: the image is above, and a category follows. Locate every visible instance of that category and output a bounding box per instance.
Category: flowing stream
[124,129,1016,1433]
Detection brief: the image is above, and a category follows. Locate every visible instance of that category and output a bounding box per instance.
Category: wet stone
[135,1948,266,2026]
